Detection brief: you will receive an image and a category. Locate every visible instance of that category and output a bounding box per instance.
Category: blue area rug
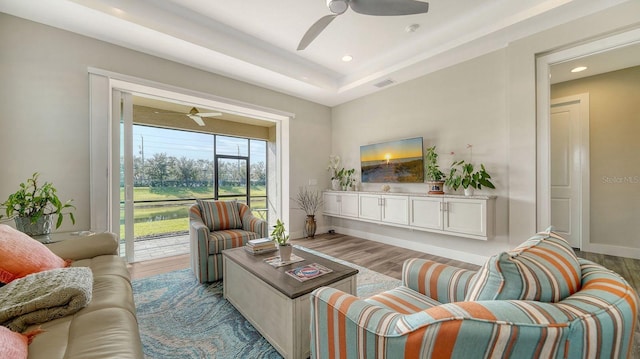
[132,246,401,359]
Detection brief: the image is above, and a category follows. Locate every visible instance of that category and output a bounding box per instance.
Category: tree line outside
[127,153,266,188]
[120,153,267,240]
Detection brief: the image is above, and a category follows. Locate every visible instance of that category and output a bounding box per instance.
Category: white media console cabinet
[323,190,496,241]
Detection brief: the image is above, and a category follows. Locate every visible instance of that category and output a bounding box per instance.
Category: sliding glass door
[118,102,268,262]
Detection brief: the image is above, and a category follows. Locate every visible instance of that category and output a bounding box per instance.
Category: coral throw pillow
[0,326,28,359]
[466,227,581,302]
[0,224,69,284]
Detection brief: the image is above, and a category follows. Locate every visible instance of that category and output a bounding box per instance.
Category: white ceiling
[0,0,630,106]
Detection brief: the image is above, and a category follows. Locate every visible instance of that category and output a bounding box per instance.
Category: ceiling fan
[185,107,222,126]
[297,0,430,51]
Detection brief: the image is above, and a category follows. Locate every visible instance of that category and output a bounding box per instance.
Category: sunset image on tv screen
[360,137,424,183]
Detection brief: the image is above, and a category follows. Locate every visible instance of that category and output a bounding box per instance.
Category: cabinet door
[381,195,409,225]
[340,193,360,218]
[409,197,443,230]
[323,192,341,215]
[444,198,487,237]
[358,194,381,220]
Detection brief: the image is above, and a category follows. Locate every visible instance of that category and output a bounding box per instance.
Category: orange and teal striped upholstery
[239,203,268,236]
[310,258,638,358]
[189,202,268,283]
[466,228,581,302]
[196,199,242,231]
[402,258,477,304]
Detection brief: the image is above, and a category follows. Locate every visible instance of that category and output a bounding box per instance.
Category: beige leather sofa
[26,233,143,359]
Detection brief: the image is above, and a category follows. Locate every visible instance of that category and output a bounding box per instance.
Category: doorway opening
[89,69,293,263]
[536,28,640,259]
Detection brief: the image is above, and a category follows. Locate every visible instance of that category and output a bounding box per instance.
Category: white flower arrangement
[327,155,341,180]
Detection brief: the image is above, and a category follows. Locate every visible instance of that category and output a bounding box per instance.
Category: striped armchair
[311,230,639,358]
[189,200,268,283]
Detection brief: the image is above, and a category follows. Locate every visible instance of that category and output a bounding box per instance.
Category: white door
[550,99,584,248]
[409,197,443,230]
[443,198,487,237]
[323,192,340,215]
[340,193,359,218]
[381,195,409,225]
[113,90,135,262]
[359,194,381,221]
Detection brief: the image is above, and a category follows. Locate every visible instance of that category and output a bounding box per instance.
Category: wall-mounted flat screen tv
[361,137,424,183]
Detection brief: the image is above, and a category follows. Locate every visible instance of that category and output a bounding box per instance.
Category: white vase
[464,187,474,196]
[278,244,292,262]
[331,179,340,191]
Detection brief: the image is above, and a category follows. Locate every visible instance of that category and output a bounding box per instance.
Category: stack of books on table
[244,238,277,255]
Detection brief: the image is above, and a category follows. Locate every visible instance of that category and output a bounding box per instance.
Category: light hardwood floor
[128,232,640,297]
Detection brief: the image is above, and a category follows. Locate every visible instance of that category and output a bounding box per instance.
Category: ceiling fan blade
[196,112,222,117]
[297,14,338,51]
[350,0,429,16]
[187,114,206,126]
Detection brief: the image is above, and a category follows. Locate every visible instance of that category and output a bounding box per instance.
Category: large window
[120,125,268,240]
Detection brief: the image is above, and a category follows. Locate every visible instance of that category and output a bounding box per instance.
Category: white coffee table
[222,247,358,359]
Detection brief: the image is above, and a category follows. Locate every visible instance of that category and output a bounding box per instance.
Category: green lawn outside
[119,186,267,240]
[120,185,266,201]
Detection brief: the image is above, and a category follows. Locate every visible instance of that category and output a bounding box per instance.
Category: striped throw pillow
[197,200,242,231]
[466,227,581,302]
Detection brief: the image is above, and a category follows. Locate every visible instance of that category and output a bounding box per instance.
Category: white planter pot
[278,244,292,262]
[464,187,475,196]
[331,179,340,191]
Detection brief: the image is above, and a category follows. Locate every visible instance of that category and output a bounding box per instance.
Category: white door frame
[89,68,293,260]
[536,27,640,257]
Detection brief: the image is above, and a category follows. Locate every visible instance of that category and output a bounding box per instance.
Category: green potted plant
[338,168,355,191]
[0,172,76,236]
[424,146,445,194]
[271,219,291,261]
[293,187,323,238]
[445,161,495,196]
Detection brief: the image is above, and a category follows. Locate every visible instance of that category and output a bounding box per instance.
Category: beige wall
[0,13,331,236]
[552,66,640,249]
[332,50,511,260]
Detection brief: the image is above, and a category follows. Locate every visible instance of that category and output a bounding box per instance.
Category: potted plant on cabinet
[424,146,446,194]
[0,172,76,236]
[338,168,356,191]
[293,187,323,238]
[445,161,495,196]
[327,155,341,191]
[271,219,292,261]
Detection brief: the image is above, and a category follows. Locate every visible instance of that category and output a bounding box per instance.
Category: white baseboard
[583,242,640,260]
[333,225,488,266]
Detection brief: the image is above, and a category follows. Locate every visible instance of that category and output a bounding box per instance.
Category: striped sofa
[310,229,639,358]
[189,200,268,283]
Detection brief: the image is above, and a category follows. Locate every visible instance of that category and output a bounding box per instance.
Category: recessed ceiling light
[342,55,353,62]
[571,66,588,73]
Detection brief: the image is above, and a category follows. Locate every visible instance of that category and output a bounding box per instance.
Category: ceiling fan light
[326,0,348,15]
